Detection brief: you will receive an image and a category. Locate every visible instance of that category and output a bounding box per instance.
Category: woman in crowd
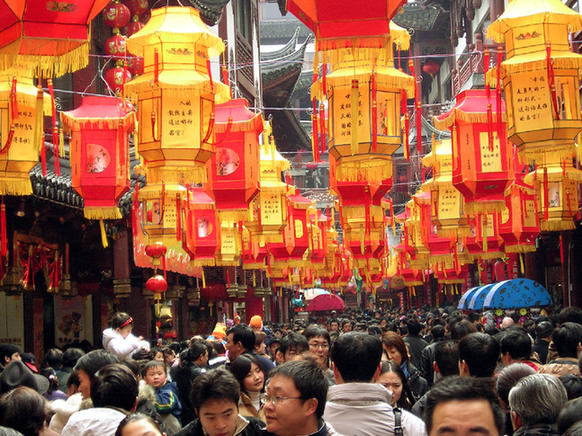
[116,414,166,436]
[382,331,428,400]
[0,386,59,436]
[229,354,266,422]
[375,360,416,411]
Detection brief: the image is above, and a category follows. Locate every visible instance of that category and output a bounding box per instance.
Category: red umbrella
[306,293,346,312]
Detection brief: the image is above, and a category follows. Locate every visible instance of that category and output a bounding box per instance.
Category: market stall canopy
[305,293,345,312]
[482,279,552,309]
[458,286,480,310]
[467,284,496,310]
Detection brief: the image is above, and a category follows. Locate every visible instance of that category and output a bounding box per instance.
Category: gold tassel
[351,80,359,155]
[482,215,488,253]
[99,219,109,248]
[202,268,206,288]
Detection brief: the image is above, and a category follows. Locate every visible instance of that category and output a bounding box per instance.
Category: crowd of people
[1,305,582,436]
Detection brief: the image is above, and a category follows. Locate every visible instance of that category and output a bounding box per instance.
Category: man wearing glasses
[261,359,342,436]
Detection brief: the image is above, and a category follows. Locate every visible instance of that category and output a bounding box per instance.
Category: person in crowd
[175,368,265,436]
[49,370,88,434]
[0,360,49,396]
[266,337,280,364]
[458,332,500,378]
[207,339,228,369]
[403,318,428,369]
[423,375,505,436]
[533,321,554,365]
[262,358,339,436]
[230,354,266,422]
[40,367,67,401]
[412,339,459,419]
[495,363,537,436]
[501,317,515,329]
[254,332,268,358]
[560,373,582,400]
[0,386,58,436]
[143,360,182,435]
[376,360,417,412]
[538,322,582,376]
[116,413,166,436]
[174,342,208,426]
[103,312,151,361]
[419,324,445,387]
[328,319,339,333]
[226,325,273,377]
[275,332,308,363]
[557,397,582,435]
[508,373,567,436]
[74,349,120,400]
[303,325,334,384]
[449,319,478,340]
[62,364,139,436]
[340,320,353,334]
[249,316,263,334]
[20,353,39,373]
[498,326,540,371]
[0,344,20,372]
[382,331,428,400]
[42,348,63,371]
[57,348,84,393]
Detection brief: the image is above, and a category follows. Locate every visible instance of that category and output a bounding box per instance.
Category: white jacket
[49,392,84,434]
[61,407,126,436]
[323,383,426,436]
[102,327,150,360]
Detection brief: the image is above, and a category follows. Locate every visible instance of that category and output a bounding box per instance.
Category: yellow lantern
[125,6,230,185]
[524,155,582,231]
[245,126,289,244]
[487,0,582,162]
[0,71,49,195]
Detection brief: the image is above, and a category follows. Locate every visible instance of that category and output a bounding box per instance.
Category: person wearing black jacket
[174,343,208,426]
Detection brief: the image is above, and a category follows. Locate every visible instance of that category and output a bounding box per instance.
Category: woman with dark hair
[382,331,428,400]
[375,361,426,436]
[174,343,208,426]
[40,367,66,401]
[229,354,266,422]
[0,386,58,436]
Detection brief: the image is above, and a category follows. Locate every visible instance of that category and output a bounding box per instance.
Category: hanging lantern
[464,213,504,260]
[0,0,110,76]
[422,60,440,77]
[524,156,582,231]
[486,0,582,162]
[146,274,167,300]
[182,187,218,266]
[215,221,241,266]
[105,33,128,60]
[102,1,131,29]
[0,71,49,195]
[125,6,230,186]
[241,226,267,270]
[104,62,132,95]
[280,192,314,266]
[286,0,407,66]
[499,171,539,253]
[433,261,469,285]
[245,126,290,244]
[144,241,166,266]
[61,96,135,220]
[434,89,512,215]
[210,98,263,221]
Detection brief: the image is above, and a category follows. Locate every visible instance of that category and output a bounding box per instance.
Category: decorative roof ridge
[189,0,231,26]
[261,27,301,61]
[262,33,312,74]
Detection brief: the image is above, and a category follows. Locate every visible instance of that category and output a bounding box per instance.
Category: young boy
[143,360,182,433]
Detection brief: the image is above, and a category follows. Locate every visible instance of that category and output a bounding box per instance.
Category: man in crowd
[262,358,339,436]
[424,376,505,436]
[275,332,308,363]
[403,318,428,369]
[538,322,582,376]
[508,374,567,436]
[458,332,499,378]
[0,344,20,372]
[498,326,540,371]
[175,368,265,436]
[226,324,274,377]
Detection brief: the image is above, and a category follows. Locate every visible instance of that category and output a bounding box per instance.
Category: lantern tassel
[403,113,410,161]
[546,42,560,120]
[351,80,359,155]
[59,127,65,158]
[35,84,46,176]
[48,79,60,176]
[176,193,182,242]
[487,104,494,152]
[154,49,159,85]
[10,76,18,121]
[0,126,15,154]
[482,215,488,254]
[371,71,378,152]
[201,268,206,288]
[543,167,549,222]
[99,219,109,248]
[319,103,326,155]
[496,47,503,135]
[151,111,158,141]
[202,113,215,144]
[1,199,7,261]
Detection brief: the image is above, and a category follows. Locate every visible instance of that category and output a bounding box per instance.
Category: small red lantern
[422,60,440,77]
[104,64,132,94]
[61,95,135,220]
[183,187,218,266]
[126,16,145,36]
[146,274,167,300]
[102,1,131,29]
[145,242,167,266]
[105,34,128,59]
[123,0,148,16]
[127,54,144,75]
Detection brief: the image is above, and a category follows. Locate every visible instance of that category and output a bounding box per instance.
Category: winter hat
[0,360,49,395]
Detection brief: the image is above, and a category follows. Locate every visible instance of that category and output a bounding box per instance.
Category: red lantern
[104,64,132,94]
[434,89,512,215]
[126,17,145,36]
[209,99,263,219]
[414,190,456,263]
[0,0,110,76]
[105,34,128,59]
[465,213,504,260]
[61,96,135,220]
[102,1,131,29]
[422,60,440,77]
[123,0,148,16]
[146,274,167,299]
[127,54,144,75]
[183,188,218,266]
[145,242,167,266]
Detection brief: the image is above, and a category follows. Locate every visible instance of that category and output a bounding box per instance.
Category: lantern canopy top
[286,0,406,49]
[61,96,135,130]
[126,6,224,57]
[487,0,582,43]
[433,89,507,130]
[214,98,264,134]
